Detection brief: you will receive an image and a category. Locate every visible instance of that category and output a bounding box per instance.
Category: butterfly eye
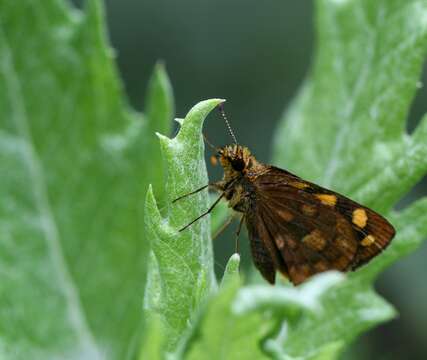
[231,157,245,171]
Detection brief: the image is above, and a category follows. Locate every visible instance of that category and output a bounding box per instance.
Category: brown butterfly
[175,106,395,285]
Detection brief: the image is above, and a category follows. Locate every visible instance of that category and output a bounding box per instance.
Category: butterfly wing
[246,166,395,285]
[245,216,279,284]
[245,210,288,284]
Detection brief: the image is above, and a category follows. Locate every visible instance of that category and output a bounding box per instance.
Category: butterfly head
[217,144,255,175]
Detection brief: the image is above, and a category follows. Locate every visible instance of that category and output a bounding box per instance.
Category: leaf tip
[176,99,226,141]
[145,62,174,135]
[156,131,173,146]
[156,131,181,158]
[155,131,169,141]
[225,253,241,274]
[150,60,172,92]
[187,98,226,117]
[220,253,241,287]
[174,118,184,125]
[154,59,166,73]
[145,184,162,224]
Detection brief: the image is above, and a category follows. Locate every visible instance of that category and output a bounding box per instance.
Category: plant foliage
[1,0,427,359]
[0,1,172,359]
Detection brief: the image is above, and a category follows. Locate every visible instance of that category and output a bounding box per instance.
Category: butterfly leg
[179,193,225,232]
[234,215,245,254]
[172,184,211,203]
[172,181,227,203]
[213,214,237,241]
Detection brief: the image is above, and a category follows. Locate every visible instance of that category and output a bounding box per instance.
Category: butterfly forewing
[248,166,395,285]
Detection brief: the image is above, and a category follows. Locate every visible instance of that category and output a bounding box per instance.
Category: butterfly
[175,106,395,285]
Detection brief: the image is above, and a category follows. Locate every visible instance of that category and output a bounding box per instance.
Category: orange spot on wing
[289,181,310,190]
[315,194,337,206]
[361,235,376,246]
[352,208,368,228]
[302,229,327,251]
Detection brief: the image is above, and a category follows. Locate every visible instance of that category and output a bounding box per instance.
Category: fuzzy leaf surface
[0,1,173,358]
[144,99,223,352]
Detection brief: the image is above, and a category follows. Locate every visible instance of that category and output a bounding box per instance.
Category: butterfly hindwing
[248,166,395,285]
[245,213,284,284]
[252,197,358,285]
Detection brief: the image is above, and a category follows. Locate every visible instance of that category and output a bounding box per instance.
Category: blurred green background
[72,0,427,358]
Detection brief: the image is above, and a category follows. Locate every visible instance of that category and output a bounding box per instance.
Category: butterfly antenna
[218,104,238,144]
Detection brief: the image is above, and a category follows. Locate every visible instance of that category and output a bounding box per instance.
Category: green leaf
[184,255,270,360]
[271,278,396,358]
[138,311,164,360]
[144,99,224,352]
[234,272,345,319]
[0,1,172,358]
[185,271,345,360]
